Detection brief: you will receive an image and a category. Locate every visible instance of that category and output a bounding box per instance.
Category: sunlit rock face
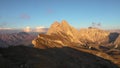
[32,34,64,49]
[32,20,112,49]
[32,20,83,49]
[32,20,120,67]
[79,28,110,44]
[47,20,81,44]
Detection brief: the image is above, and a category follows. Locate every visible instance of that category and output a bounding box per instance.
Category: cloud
[23,26,31,32]
[20,14,30,19]
[0,27,13,30]
[23,26,48,32]
[35,26,47,32]
[36,26,45,29]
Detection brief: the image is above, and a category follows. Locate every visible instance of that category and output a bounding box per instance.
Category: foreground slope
[0,46,118,68]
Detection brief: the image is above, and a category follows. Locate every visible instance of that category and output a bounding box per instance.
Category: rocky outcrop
[79,28,110,44]
[32,20,112,49]
[32,34,64,49]
[47,20,81,44]
[31,20,120,67]
[32,20,83,49]
[114,34,120,48]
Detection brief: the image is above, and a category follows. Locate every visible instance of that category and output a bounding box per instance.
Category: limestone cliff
[114,34,120,48]
[32,20,118,49]
[32,20,83,49]
[47,20,81,44]
[79,28,110,44]
[32,20,120,66]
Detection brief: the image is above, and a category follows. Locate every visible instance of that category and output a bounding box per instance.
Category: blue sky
[0,0,120,29]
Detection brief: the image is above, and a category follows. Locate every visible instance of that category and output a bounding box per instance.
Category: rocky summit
[79,28,110,44]
[32,20,120,67]
[32,20,120,49]
[32,20,82,49]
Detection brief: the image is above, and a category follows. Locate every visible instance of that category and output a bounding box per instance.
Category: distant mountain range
[0,27,48,47]
[0,32,38,47]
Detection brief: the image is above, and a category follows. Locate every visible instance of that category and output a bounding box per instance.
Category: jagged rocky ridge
[32,20,82,49]
[32,20,120,49]
[0,20,119,68]
[32,20,120,67]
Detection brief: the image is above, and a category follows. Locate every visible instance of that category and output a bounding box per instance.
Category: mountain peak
[34,20,82,49]
[51,21,60,27]
[51,20,69,28]
[53,21,60,25]
[47,20,77,35]
[61,20,69,26]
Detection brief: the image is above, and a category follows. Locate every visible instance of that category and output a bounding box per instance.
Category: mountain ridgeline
[0,32,37,47]
[32,20,120,67]
[32,20,120,49]
[0,20,120,68]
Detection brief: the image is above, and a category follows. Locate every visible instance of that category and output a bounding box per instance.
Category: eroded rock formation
[32,20,114,49]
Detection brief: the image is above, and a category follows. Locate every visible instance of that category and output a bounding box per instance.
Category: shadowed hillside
[0,46,118,68]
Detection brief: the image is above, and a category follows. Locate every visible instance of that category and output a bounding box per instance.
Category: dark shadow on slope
[0,46,119,68]
[109,32,119,43]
